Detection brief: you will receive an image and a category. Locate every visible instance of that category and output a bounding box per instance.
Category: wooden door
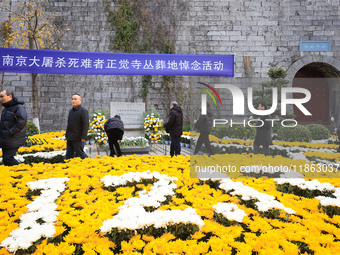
[292,66,329,124]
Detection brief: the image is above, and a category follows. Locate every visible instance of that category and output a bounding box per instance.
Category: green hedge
[211,125,256,140]
[306,124,330,140]
[276,124,330,142]
[276,125,312,142]
[183,124,191,132]
[26,121,39,136]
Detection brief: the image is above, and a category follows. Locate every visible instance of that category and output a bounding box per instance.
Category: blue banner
[0,48,234,77]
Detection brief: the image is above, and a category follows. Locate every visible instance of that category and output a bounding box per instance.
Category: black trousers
[194,133,213,155]
[2,147,20,166]
[66,140,88,159]
[170,136,181,157]
[253,144,270,156]
[106,129,122,157]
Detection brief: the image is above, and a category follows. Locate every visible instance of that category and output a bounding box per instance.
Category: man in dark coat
[0,89,27,166]
[65,94,89,159]
[164,101,183,157]
[335,127,340,152]
[253,102,272,156]
[194,109,214,156]
[334,116,340,152]
[104,115,124,157]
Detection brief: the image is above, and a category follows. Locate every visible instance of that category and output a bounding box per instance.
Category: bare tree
[0,0,68,130]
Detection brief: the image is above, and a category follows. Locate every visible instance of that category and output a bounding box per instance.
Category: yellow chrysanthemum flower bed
[0,154,340,254]
[189,132,339,150]
[0,131,66,158]
[22,131,66,152]
[305,151,340,163]
[194,132,339,150]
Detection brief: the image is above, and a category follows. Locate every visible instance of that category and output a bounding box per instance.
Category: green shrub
[306,124,330,140]
[183,124,190,132]
[227,125,256,140]
[211,126,227,139]
[211,125,256,140]
[276,125,312,142]
[26,121,39,136]
[272,120,283,134]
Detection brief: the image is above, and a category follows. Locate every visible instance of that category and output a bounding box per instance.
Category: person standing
[253,102,272,156]
[65,94,89,159]
[334,126,340,152]
[334,115,340,152]
[0,89,27,166]
[164,101,183,157]
[104,115,124,157]
[194,109,214,156]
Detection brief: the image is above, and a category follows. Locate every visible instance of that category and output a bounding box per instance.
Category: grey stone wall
[175,0,340,76]
[0,0,340,131]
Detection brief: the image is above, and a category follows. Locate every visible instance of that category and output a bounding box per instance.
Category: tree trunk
[31,73,40,132]
[0,73,4,114]
[28,32,41,132]
[130,76,135,102]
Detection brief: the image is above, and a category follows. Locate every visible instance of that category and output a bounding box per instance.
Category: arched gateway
[287,56,340,125]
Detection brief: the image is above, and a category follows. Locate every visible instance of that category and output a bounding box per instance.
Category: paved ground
[85,143,193,158]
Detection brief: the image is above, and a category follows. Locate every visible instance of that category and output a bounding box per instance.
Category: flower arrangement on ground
[144,113,162,142]
[88,111,108,148]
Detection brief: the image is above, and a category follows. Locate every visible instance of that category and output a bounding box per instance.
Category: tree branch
[44,29,69,49]
[0,3,29,22]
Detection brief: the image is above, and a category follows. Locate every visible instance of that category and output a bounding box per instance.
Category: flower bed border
[105,145,150,155]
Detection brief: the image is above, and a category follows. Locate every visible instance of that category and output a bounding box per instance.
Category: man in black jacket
[253,102,272,156]
[0,89,27,166]
[66,94,89,159]
[164,101,183,157]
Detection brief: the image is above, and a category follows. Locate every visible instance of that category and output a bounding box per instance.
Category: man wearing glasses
[0,89,27,166]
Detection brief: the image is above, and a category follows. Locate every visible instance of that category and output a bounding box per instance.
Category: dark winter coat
[0,97,27,148]
[195,110,213,134]
[104,117,124,139]
[66,105,89,141]
[164,105,183,137]
[254,115,273,146]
